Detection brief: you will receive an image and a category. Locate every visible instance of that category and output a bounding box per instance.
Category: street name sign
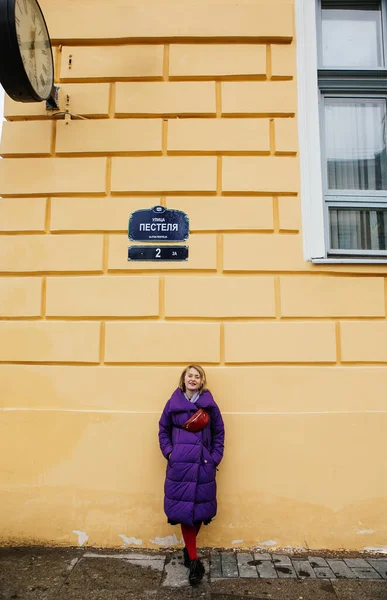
[129,205,189,242]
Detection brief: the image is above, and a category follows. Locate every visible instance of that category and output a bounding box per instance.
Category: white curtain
[325,99,387,191]
[330,208,387,250]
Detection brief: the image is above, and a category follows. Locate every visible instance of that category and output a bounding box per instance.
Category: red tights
[181,522,202,560]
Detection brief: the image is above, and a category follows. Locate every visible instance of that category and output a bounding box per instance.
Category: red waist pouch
[182,408,209,432]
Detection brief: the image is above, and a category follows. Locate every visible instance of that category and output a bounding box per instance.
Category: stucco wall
[0,0,386,551]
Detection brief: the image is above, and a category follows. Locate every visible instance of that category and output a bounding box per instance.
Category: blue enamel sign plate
[129,205,189,242]
[128,246,189,261]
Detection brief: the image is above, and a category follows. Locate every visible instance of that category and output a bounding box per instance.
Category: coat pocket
[202,446,215,466]
[168,447,175,465]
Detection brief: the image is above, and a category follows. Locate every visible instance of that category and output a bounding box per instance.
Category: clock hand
[19,40,48,50]
[28,28,35,59]
[31,40,38,86]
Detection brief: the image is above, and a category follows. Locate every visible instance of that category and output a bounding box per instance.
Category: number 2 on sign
[155,248,161,258]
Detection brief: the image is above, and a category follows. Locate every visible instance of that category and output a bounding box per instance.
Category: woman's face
[184,368,202,394]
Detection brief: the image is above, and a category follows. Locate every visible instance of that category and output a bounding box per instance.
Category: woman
[158,364,225,585]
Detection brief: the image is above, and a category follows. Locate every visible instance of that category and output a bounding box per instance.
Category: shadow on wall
[0,86,4,140]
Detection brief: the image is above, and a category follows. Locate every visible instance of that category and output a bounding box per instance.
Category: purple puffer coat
[158,388,225,527]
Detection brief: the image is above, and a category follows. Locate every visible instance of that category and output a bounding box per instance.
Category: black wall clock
[0,0,55,102]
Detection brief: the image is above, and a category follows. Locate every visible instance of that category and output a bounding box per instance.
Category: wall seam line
[99,321,106,364]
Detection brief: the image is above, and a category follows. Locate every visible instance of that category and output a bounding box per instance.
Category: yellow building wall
[0,0,387,551]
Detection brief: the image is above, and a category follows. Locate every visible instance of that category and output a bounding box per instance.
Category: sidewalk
[0,547,386,600]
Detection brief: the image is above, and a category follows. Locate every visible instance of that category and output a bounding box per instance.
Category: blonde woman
[158,365,225,585]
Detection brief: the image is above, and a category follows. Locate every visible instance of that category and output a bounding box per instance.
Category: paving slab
[162,553,209,589]
[344,558,370,568]
[272,554,292,566]
[236,552,257,578]
[220,553,239,578]
[162,552,189,588]
[272,554,297,578]
[211,578,337,599]
[201,557,210,584]
[366,559,387,579]
[166,551,184,568]
[332,579,387,600]
[255,559,278,579]
[253,552,272,560]
[327,559,356,579]
[209,552,222,579]
[292,559,317,579]
[350,567,381,579]
[309,556,329,568]
[313,566,336,579]
[249,552,278,578]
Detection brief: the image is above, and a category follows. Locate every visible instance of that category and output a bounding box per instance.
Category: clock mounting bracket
[46,84,60,110]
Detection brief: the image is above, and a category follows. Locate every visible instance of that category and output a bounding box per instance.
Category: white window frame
[295,0,387,263]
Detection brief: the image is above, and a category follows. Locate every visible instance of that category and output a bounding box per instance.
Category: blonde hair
[179,364,207,394]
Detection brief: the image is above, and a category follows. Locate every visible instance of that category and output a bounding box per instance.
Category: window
[320,1,383,68]
[296,0,387,261]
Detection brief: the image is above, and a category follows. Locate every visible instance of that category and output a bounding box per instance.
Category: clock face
[14,0,54,99]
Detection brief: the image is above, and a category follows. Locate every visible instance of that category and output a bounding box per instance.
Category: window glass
[321,5,383,67]
[325,98,387,190]
[330,206,387,249]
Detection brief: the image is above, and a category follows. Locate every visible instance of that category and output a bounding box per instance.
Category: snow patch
[72,530,89,547]
[257,540,277,547]
[118,534,143,547]
[364,546,387,554]
[357,529,375,535]
[149,534,183,547]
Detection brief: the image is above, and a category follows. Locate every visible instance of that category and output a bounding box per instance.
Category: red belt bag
[182,408,209,432]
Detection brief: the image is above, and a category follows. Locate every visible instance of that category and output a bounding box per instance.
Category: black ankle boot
[189,558,205,585]
[183,547,190,568]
